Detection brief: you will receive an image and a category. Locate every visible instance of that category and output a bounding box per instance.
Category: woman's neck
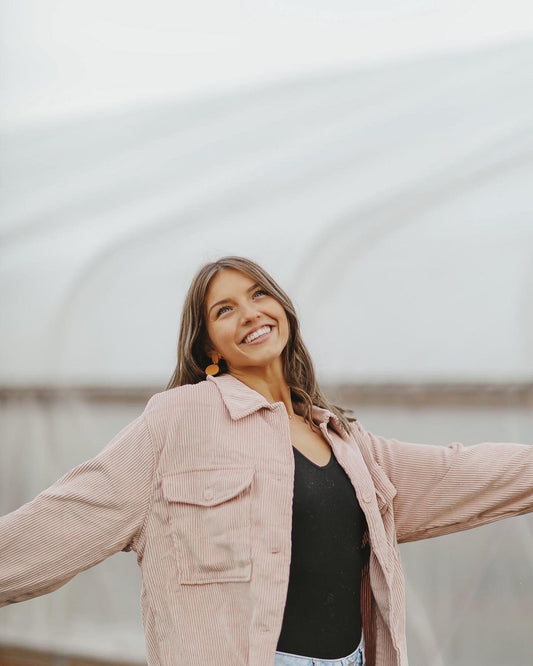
[228,365,294,417]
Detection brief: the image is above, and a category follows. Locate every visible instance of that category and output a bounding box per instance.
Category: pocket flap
[162,467,255,507]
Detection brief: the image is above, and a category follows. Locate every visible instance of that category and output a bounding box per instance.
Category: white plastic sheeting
[2,40,533,386]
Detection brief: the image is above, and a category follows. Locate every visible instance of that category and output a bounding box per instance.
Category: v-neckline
[292,445,333,469]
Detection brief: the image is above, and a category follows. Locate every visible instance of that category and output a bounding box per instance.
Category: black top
[276,443,367,659]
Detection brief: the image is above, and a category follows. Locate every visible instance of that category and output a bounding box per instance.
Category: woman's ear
[202,334,215,359]
[205,347,222,362]
[202,333,222,363]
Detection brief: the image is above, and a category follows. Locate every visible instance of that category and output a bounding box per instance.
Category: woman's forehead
[206,269,256,302]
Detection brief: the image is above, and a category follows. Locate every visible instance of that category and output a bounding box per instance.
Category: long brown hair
[165,256,355,435]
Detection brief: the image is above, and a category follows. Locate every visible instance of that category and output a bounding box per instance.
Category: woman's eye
[216,305,231,317]
[215,290,266,317]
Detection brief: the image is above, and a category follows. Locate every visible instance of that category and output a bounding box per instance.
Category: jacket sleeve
[360,425,533,544]
[0,413,155,607]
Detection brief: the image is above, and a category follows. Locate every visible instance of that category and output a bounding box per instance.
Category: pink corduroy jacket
[1,373,532,665]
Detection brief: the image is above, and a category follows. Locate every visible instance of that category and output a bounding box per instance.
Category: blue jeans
[274,635,364,666]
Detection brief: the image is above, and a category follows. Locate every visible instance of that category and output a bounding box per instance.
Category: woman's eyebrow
[208,283,261,314]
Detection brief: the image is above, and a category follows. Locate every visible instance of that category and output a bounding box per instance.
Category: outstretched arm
[0,414,155,607]
[355,423,533,544]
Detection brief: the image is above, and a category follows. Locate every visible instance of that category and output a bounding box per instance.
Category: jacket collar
[207,373,348,439]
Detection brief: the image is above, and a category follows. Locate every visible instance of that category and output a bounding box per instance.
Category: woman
[1,255,532,666]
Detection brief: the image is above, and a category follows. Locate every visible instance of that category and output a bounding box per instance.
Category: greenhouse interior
[1,3,533,665]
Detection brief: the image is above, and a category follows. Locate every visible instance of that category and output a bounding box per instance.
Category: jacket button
[271,546,280,554]
[204,487,214,501]
[362,493,372,503]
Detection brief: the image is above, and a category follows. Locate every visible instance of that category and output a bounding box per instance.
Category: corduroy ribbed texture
[1,373,532,665]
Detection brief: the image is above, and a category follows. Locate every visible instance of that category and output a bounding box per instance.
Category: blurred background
[1,1,533,665]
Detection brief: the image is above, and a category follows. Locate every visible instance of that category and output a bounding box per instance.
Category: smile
[241,325,273,345]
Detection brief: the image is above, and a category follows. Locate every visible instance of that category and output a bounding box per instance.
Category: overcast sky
[2,0,533,128]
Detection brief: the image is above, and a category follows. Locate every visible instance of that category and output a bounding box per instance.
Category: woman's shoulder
[144,380,217,416]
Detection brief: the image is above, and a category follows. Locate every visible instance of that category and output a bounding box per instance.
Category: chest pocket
[162,467,255,584]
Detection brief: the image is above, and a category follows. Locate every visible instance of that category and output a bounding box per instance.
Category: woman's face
[204,269,290,375]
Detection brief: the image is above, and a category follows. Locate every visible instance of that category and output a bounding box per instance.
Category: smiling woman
[1,256,532,666]
[165,255,356,435]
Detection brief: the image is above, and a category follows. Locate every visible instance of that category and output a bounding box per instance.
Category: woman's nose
[240,302,261,321]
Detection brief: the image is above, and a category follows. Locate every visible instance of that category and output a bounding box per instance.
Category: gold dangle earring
[205,353,221,376]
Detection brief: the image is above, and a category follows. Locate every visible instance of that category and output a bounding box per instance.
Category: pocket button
[204,487,214,501]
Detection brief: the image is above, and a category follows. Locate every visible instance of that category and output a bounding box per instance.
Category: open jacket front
[1,373,532,665]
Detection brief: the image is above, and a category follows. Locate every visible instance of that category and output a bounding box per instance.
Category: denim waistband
[274,634,364,666]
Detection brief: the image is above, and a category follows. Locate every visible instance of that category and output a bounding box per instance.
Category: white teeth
[243,325,271,344]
